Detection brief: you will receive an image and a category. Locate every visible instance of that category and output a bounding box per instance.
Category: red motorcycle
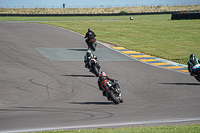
[105,80,123,104]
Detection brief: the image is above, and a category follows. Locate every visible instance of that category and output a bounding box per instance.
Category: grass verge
[31,124,200,133]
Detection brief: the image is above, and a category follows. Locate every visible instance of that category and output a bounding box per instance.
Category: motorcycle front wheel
[107,89,120,104]
[196,73,200,82]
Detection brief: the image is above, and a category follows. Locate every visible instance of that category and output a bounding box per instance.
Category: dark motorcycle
[88,58,101,77]
[87,38,97,51]
[105,80,123,104]
[192,67,200,82]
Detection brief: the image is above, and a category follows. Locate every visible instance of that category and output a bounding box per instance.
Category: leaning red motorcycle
[105,80,123,104]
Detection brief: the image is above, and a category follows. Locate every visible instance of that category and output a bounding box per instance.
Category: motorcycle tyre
[107,89,120,104]
[196,73,200,82]
[119,98,123,103]
[92,65,99,77]
[92,43,96,51]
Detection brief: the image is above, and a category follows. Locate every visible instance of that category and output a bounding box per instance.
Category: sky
[0,0,199,8]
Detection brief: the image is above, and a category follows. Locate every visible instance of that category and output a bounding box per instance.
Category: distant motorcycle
[104,80,123,104]
[88,57,101,77]
[86,38,97,51]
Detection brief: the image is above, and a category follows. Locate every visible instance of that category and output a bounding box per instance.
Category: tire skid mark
[0,39,74,105]
[0,106,114,124]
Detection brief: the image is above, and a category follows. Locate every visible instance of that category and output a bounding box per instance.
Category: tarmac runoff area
[112,47,189,73]
[35,46,188,73]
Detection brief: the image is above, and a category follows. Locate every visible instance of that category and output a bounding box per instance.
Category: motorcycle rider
[187,54,200,76]
[84,49,97,69]
[98,72,116,97]
[84,28,96,48]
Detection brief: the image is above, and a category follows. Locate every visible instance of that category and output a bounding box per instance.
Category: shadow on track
[62,74,95,77]
[160,83,200,85]
[69,102,114,105]
[67,48,87,51]
[0,107,73,112]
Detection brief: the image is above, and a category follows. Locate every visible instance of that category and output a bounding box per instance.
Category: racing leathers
[84,52,97,69]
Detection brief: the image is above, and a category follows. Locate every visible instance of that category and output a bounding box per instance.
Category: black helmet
[190,54,195,60]
[88,28,92,32]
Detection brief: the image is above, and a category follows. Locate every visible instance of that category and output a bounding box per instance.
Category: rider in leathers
[84,28,96,48]
[98,72,116,97]
[187,54,200,76]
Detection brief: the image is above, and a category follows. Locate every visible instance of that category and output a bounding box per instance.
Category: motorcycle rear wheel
[92,65,99,77]
[92,43,96,51]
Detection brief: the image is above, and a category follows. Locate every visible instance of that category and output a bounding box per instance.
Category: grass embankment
[0,5,200,14]
[0,16,129,21]
[32,124,200,133]
[1,14,199,64]
[37,14,200,64]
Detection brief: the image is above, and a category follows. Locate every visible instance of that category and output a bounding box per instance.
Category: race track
[0,23,200,132]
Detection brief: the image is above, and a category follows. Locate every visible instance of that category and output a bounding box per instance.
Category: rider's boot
[85,64,88,68]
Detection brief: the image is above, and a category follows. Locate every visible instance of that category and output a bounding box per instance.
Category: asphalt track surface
[0,23,200,132]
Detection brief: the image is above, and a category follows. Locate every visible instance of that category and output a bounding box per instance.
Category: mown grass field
[37,14,200,64]
[0,16,129,21]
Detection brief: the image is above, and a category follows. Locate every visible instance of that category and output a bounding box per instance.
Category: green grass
[0,16,128,21]
[1,14,199,64]
[31,124,200,133]
[37,14,200,64]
